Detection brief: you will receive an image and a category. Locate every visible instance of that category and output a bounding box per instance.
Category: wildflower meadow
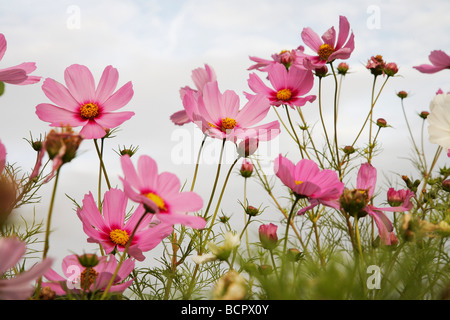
[0,2,449,310]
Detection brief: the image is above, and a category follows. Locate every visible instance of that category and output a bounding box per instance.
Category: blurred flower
[213,270,247,300]
[42,254,134,296]
[396,90,408,99]
[384,62,399,77]
[413,50,450,74]
[427,93,450,150]
[170,64,216,126]
[274,154,344,215]
[237,137,259,158]
[419,111,429,119]
[239,158,254,178]
[247,63,316,108]
[0,236,53,300]
[120,154,206,229]
[35,64,134,139]
[337,62,349,75]
[0,33,40,85]
[77,188,173,261]
[347,163,414,245]
[208,231,240,261]
[299,15,355,69]
[259,223,278,250]
[183,81,280,142]
[314,65,329,78]
[0,139,5,173]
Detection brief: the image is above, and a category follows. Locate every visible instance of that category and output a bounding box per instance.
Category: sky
[0,0,449,275]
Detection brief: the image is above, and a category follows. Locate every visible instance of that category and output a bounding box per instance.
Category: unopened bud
[339,188,369,218]
[245,205,259,217]
[239,159,253,178]
[76,253,100,268]
[314,65,328,78]
[384,62,399,77]
[343,145,355,155]
[337,62,349,75]
[397,91,408,99]
[376,118,388,128]
[442,179,450,192]
[286,248,303,262]
[237,138,258,158]
[259,223,278,250]
[419,111,429,119]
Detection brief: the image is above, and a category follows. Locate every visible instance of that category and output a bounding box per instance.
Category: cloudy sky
[1,0,449,273]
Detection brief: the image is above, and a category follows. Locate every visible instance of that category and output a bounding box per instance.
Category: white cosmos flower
[427,93,450,150]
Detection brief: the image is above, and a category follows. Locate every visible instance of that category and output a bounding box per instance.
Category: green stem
[317,77,336,167]
[94,139,111,190]
[330,62,342,177]
[285,105,306,159]
[283,196,301,254]
[353,216,364,263]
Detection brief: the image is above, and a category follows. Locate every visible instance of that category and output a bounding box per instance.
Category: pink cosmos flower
[182,81,280,142]
[247,63,316,109]
[354,163,414,245]
[413,50,450,74]
[76,188,173,261]
[248,47,307,71]
[120,154,206,229]
[299,15,355,69]
[0,236,53,300]
[259,223,278,250]
[387,188,415,208]
[35,64,134,139]
[170,64,217,126]
[42,254,134,296]
[0,33,40,85]
[274,154,344,215]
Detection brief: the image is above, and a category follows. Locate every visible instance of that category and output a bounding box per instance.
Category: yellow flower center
[145,192,167,212]
[276,88,292,101]
[80,102,99,120]
[221,118,237,131]
[295,180,304,185]
[317,44,335,61]
[109,229,129,246]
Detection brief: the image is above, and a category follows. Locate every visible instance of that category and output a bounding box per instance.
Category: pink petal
[94,111,135,129]
[0,33,6,61]
[102,81,133,111]
[120,154,144,191]
[158,213,206,229]
[157,172,181,198]
[428,50,450,67]
[0,68,27,84]
[95,65,119,104]
[321,26,336,47]
[0,237,26,274]
[356,163,377,198]
[168,191,203,213]
[170,109,191,126]
[235,94,270,128]
[41,78,80,111]
[78,192,109,233]
[335,16,351,49]
[201,81,224,123]
[102,188,128,229]
[138,155,159,191]
[301,27,323,52]
[35,103,87,127]
[64,64,96,103]
[79,120,108,139]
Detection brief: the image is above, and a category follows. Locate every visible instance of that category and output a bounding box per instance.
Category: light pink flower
[248,47,307,71]
[0,33,40,85]
[170,64,217,126]
[120,154,206,229]
[274,154,344,215]
[247,63,316,108]
[355,163,413,245]
[42,254,134,296]
[183,81,280,142]
[76,188,173,261]
[0,236,53,300]
[300,15,355,69]
[414,50,450,74]
[35,64,134,139]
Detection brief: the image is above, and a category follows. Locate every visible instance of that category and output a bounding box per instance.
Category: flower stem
[94,139,111,190]
[283,196,300,254]
[330,62,342,177]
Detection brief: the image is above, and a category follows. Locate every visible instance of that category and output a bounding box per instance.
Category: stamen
[295,180,304,185]
[109,229,129,246]
[317,44,335,61]
[276,89,292,101]
[145,192,167,212]
[221,118,237,131]
[80,103,99,120]
[80,268,99,290]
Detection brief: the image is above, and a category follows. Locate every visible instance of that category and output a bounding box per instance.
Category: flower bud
[208,232,240,261]
[387,187,414,208]
[76,253,100,268]
[397,91,408,99]
[259,223,278,250]
[45,127,83,164]
[314,65,328,78]
[442,179,450,192]
[384,62,399,77]
[237,138,258,158]
[376,118,388,128]
[419,111,429,119]
[213,270,247,300]
[258,264,273,276]
[339,188,369,217]
[337,62,349,75]
[118,145,139,157]
[245,205,259,217]
[239,159,253,178]
[286,248,303,262]
[343,145,355,155]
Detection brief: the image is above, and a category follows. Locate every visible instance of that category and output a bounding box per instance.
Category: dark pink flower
[248,47,307,71]
[170,64,217,126]
[77,188,173,261]
[247,63,316,108]
[120,154,206,229]
[354,163,413,245]
[387,188,415,208]
[274,154,344,215]
[0,33,40,85]
[42,254,134,295]
[35,64,134,139]
[414,50,450,74]
[0,236,53,300]
[299,15,355,69]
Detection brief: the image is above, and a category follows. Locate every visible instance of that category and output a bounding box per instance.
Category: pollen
[317,44,335,61]
[80,102,99,120]
[276,88,292,101]
[221,117,237,131]
[80,268,99,290]
[145,192,167,212]
[109,229,129,246]
[295,180,304,185]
